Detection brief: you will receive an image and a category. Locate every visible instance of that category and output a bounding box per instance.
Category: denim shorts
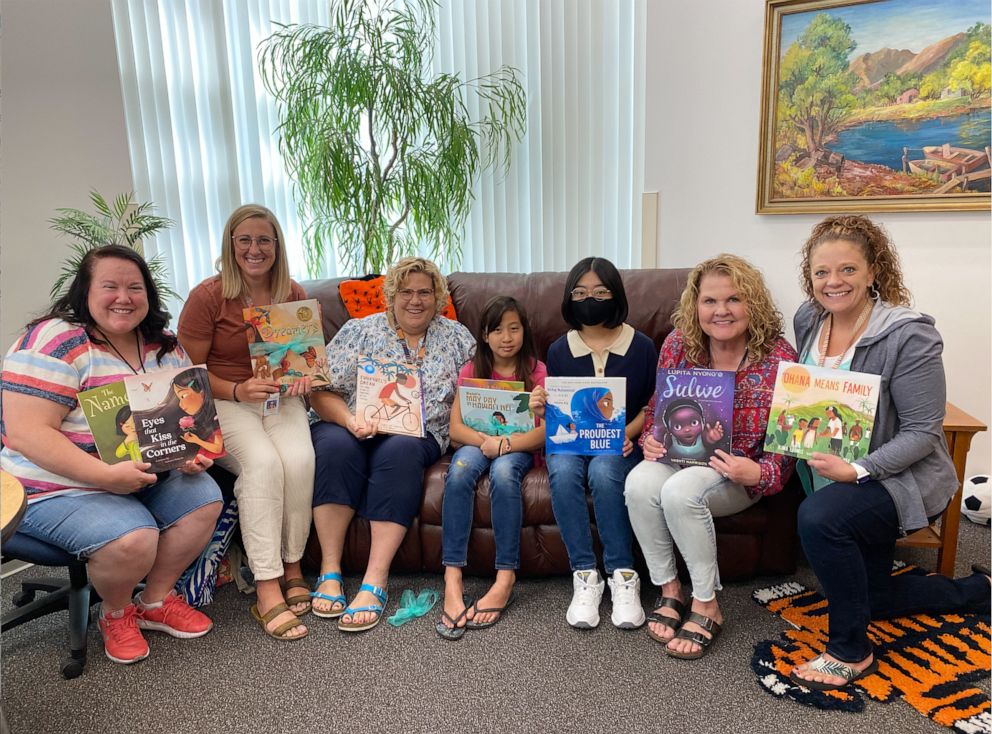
[18,470,222,559]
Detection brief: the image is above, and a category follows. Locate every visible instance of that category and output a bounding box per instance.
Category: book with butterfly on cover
[764,361,880,463]
[459,386,533,436]
[544,377,626,455]
[122,365,225,472]
[354,354,425,438]
[243,299,330,389]
[652,368,734,467]
[77,381,135,465]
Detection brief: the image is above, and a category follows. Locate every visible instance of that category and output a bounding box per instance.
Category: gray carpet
[2,522,989,734]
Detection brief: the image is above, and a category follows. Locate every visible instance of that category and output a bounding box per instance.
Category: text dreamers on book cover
[78,381,133,464]
[544,377,626,455]
[653,368,734,467]
[355,354,425,437]
[764,362,880,462]
[459,386,533,435]
[123,365,225,471]
[243,299,330,389]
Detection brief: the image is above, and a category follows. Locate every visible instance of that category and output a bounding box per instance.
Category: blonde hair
[383,257,449,318]
[674,254,784,365]
[218,204,292,303]
[799,215,911,308]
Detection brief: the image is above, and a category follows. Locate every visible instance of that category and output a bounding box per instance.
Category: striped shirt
[0,318,189,502]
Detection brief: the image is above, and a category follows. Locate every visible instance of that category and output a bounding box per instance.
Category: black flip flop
[435,595,474,641]
[465,592,516,630]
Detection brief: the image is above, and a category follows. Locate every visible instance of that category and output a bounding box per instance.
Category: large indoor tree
[259,0,527,275]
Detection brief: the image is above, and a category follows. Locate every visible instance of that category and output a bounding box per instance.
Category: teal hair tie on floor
[386,589,439,627]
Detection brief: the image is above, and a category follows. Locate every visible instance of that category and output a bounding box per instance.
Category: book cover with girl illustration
[355,354,425,437]
[544,377,626,455]
[652,368,734,467]
[122,365,225,471]
[243,298,330,389]
[459,387,533,435]
[764,362,880,461]
[78,382,134,465]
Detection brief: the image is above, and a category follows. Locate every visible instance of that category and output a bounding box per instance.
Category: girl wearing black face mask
[528,257,658,631]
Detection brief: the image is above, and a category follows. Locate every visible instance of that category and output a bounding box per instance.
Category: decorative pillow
[338,274,458,321]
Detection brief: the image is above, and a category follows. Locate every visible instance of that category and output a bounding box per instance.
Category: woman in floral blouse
[309,257,475,632]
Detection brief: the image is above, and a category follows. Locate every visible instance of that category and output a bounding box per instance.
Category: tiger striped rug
[751,565,991,732]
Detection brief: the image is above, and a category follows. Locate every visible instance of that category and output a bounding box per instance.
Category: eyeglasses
[396,288,435,301]
[570,287,612,302]
[233,235,277,250]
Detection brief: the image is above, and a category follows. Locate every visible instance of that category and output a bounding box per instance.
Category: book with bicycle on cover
[242,299,330,389]
[354,354,425,437]
[459,386,533,436]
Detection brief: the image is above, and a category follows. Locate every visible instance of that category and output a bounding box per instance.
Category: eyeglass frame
[569,287,613,302]
[395,288,436,301]
[232,235,278,250]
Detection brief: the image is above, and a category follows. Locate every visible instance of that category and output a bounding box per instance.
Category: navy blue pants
[798,480,990,662]
[311,421,441,527]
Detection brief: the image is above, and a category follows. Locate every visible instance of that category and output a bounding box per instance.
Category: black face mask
[572,298,616,327]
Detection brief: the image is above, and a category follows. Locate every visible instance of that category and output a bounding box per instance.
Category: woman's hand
[236,377,281,403]
[346,413,378,440]
[642,433,667,462]
[179,454,213,475]
[807,452,858,483]
[479,434,502,459]
[102,461,158,494]
[285,376,312,398]
[528,387,547,418]
[709,449,762,487]
[622,436,634,458]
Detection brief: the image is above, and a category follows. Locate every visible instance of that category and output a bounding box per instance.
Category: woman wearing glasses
[529,257,658,630]
[309,257,474,632]
[178,204,315,641]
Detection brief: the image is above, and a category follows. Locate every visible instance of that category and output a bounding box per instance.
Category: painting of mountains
[758,0,990,212]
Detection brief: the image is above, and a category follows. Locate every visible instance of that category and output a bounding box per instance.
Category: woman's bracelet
[232,381,241,402]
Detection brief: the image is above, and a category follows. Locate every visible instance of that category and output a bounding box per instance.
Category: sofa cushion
[338,274,459,321]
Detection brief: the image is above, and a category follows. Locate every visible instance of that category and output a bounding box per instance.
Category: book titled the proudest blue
[544,377,626,455]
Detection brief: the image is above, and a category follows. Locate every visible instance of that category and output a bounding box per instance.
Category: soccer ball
[961,474,991,526]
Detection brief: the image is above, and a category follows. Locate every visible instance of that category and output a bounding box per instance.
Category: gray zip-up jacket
[794,300,957,534]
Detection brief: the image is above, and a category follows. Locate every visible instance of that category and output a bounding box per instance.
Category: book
[544,377,626,455]
[243,299,330,389]
[459,386,533,435]
[764,362,881,462]
[354,354,425,437]
[652,368,734,467]
[77,381,135,464]
[122,365,225,471]
[458,377,525,391]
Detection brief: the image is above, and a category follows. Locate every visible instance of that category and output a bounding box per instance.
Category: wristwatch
[852,462,871,484]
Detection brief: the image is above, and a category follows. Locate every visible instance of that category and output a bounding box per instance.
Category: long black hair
[28,245,177,363]
[167,367,219,437]
[472,296,539,390]
[560,256,629,330]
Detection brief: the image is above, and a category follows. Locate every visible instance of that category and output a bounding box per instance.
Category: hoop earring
[868,284,880,301]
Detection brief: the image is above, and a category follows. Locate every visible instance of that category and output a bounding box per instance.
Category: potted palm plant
[258,0,527,276]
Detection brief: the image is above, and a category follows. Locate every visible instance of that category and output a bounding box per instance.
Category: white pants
[215,396,315,581]
[624,460,759,601]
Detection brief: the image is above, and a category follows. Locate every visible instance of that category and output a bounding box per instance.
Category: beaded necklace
[817,299,872,369]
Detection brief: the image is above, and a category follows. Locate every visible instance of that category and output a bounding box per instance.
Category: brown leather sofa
[299,269,802,580]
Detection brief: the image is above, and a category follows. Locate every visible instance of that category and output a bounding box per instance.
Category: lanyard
[94,328,146,375]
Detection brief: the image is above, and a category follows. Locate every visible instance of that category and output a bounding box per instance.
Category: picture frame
[756,0,991,214]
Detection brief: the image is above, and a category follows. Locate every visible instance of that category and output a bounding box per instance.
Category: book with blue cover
[544,377,626,455]
[459,386,532,436]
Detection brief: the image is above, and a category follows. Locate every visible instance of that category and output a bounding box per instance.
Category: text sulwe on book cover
[243,299,330,389]
[459,386,533,436]
[123,365,225,471]
[652,368,734,467]
[77,381,134,464]
[764,362,881,462]
[544,377,626,455]
[354,354,425,437]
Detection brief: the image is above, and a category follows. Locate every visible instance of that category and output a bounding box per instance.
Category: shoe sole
[136,620,213,639]
[567,617,600,629]
[104,647,150,665]
[612,617,646,630]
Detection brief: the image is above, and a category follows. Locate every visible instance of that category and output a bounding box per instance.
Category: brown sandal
[282,577,312,616]
[645,597,686,644]
[665,611,722,660]
[250,602,308,641]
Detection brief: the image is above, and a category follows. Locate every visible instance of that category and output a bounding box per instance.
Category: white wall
[0,0,134,350]
[644,0,991,476]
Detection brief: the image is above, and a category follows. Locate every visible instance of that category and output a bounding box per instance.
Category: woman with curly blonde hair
[625,254,796,660]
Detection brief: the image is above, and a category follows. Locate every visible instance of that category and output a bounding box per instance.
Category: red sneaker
[137,591,214,639]
[99,604,150,664]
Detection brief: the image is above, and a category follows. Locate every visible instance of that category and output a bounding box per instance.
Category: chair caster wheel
[12,590,35,607]
[61,659,85,679]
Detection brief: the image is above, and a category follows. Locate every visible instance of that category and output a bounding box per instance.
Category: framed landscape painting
[757,0,991,213]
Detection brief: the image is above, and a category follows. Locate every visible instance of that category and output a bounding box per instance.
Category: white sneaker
[566,570,605,629]
[608,569,645,629]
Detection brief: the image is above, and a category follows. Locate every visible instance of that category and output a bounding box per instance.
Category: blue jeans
[798,480,991,663]
[546,447,642,574]
[441,446,534,570]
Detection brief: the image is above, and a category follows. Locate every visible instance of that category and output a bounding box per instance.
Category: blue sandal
[310,572,346,619]
[337,583,388,633]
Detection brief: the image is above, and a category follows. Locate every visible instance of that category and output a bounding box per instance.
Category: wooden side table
[896,402,987,576]
[1,471,27,544]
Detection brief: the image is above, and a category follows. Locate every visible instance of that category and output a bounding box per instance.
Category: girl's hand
[704,421,724,445]
[807,452,857,483]
[286,376,312,398]
[479,435,502,459]
[182,432,206,447]
[529,387,547,418]
[179,454,213,474]
[642,433,667,462]
[709,449,761,487]
[346,414,378,440]
[103,461,157,494]
[622,436,634,458]
[237,377,281,404]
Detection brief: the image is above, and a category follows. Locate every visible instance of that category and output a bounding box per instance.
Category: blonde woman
[625,254,796,659]
[178,204,315,641]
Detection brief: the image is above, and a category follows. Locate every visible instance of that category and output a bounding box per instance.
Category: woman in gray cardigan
[787,215,990,692]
